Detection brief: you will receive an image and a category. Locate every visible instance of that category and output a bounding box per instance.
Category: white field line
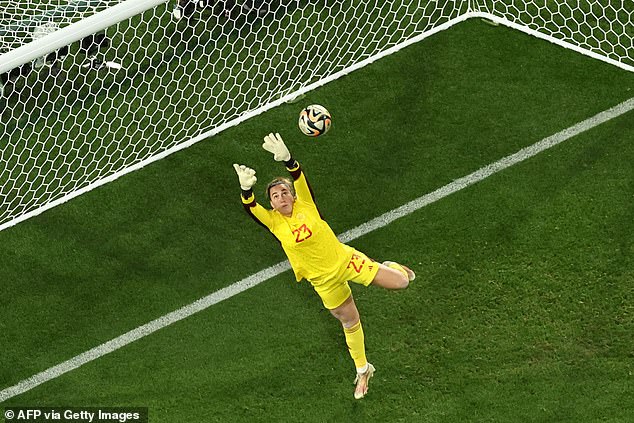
[1,97,633,403]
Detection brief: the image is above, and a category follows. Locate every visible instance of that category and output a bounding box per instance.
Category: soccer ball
[298,104,332,137]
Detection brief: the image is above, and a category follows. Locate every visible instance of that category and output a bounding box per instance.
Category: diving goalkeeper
[233,133,415,400]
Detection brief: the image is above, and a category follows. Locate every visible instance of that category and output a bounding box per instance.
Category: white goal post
[0,0,632,232]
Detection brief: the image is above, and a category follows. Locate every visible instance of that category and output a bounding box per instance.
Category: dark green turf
[1,18,633,422]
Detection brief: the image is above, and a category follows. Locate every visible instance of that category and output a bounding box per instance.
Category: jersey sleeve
[240,189,274,230]
[285,159,319,210]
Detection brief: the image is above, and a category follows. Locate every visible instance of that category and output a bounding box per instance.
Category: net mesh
[478,0,633,70]
[0,0,631,230]
[0,0,123,52]
[0,1,467,228]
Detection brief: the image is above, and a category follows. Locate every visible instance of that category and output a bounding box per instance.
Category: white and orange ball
[298,104,332,137]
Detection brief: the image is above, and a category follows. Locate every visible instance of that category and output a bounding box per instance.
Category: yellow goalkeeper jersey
[240,161,352,284]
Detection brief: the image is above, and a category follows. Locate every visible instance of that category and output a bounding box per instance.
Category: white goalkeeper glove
[262,133,291,162]
[233,164,257,190]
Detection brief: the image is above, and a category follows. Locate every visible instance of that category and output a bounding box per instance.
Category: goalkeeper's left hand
[262,133,291,162]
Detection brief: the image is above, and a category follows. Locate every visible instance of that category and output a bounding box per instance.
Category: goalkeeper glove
[262,133,291,162]
[233,164,257,190]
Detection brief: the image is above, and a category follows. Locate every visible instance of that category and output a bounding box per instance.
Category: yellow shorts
[311,247,379,310]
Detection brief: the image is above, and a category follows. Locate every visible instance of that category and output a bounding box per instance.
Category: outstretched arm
[233,163,273,229]
[262,133,319,212]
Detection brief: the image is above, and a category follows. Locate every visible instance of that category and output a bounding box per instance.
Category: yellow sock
[344,321,367,372]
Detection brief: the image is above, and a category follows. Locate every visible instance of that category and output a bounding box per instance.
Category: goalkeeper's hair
[266,177,295,199]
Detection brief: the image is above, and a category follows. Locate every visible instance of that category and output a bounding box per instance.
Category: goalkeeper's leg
[370,262,415,290]
[343,246,414,290]
[329,295,374,399]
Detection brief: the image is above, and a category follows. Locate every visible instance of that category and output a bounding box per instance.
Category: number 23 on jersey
[292,223,313,243]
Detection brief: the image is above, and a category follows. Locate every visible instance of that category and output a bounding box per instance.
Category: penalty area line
[1,97,633,403]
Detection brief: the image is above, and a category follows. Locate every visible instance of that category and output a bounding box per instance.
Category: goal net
[0,0,631,231]
[0,0,122,52]
[0,0,468,231]
[475,0,633,73]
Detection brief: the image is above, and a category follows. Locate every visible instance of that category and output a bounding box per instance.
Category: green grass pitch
[1,18,633,422]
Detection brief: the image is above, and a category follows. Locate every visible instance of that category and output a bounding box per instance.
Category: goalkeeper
[233,133,415,400]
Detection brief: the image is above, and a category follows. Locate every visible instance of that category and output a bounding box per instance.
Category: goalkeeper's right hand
[233,164,257,190]
[262,133,291,162]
